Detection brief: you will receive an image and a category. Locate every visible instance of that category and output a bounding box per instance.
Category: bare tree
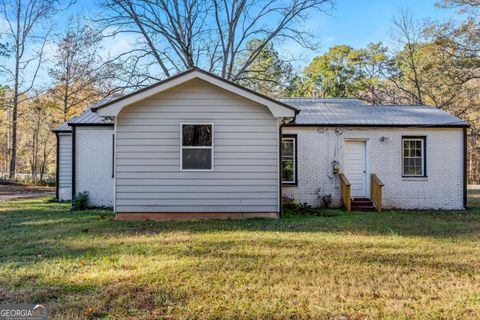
[437,0,480,14]
[0,0,69,178]
[97,0,210,78]
[49,18,119,121]
[24,99,55,181]
[96,0,333,84]
[389,10,425,105]
[212,0,332,82]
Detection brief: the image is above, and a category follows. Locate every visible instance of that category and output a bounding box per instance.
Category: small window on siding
[181,124,213,170]
[282,135,297,184]
[402,137,426,177]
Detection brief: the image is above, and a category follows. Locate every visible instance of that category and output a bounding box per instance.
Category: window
[402,137,426,177]
[282,135,297,184]
[181,124,213,170]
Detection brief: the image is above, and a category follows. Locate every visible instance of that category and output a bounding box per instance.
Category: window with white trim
[281,135,297,184]
[402,137,426,177]
[181,124,213,170]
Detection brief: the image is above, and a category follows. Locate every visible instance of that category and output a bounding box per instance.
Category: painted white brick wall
[75,126,114,207]
[283,127,464,210]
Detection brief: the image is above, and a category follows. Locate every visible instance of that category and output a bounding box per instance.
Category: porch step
[351,197,375,211]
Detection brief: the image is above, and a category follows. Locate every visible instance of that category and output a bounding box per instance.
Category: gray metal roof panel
[67,108,113,125]
[53,121,72,132]
[57,94,468,128]
[67,94,123,125]
[279,98,468,127]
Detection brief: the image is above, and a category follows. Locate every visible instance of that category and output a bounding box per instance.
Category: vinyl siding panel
[58,133,72,201]
[115,78,279,213]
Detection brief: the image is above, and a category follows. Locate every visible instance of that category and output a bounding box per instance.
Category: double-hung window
[181,124,213,170]
[281,135,297,184]
[402,136,426,177]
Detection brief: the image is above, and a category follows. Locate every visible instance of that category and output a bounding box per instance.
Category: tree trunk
[63,83,69,122]
[9,0,21,179]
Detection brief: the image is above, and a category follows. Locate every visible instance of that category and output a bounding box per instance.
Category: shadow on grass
[2,198,480,318]
[2,203,480,271]
[2,199,480,241]
[0,275,187,318]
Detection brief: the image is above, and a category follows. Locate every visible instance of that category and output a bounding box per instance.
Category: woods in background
[0,0,479,183]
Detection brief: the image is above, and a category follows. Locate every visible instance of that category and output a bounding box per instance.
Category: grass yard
[1,199,480,319]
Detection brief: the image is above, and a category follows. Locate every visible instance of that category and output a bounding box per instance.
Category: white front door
[344,140,367,197]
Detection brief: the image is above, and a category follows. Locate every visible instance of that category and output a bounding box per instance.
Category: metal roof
[279,98,469,127]
[68,108,114,125]
[53,121,71,132]
[54,95,468,130]
[52,95,122,132]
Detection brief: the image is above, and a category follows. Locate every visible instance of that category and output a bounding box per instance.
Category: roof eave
[284,123,470,128]
[93,68,296,118]
[52,129,72,133]
[68,123,114,127]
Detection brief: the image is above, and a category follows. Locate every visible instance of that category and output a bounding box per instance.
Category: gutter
[283,123,470,128]
[68,123,114,127]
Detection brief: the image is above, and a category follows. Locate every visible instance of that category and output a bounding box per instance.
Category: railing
[370,174,384,212]
[339,173,351,211]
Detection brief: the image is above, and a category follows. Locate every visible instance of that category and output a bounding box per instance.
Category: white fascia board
[95,70,296,118]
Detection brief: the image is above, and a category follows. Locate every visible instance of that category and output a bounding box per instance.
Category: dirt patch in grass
[0,184,54,201]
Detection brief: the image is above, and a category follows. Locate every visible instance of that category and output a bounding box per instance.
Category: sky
[0,0,459,88]
[281,0,456,69]
[310,0,454,49]
[67,0,456,51]
[70,0,454,42]
[63,0,458,71]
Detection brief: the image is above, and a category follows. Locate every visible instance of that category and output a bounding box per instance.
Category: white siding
[283,127,464,210]
[115,78,279,213]
[75,126,114,207]
[58,133,72,201]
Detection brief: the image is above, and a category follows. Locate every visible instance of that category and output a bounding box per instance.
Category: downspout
[55,132,59,201]
[464,127,468,209]
[71,126,76,201]
[279,121,283,218]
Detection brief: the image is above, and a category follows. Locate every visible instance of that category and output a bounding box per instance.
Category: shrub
[72,191,89,210]
[283,201,342,218]
[283,201,314,217]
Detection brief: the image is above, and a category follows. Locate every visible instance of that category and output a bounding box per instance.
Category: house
[53,68,469,220]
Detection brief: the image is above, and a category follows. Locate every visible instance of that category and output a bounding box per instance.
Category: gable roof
[280,98,469,128]
[93,67,297,118]
[55,97,469,131]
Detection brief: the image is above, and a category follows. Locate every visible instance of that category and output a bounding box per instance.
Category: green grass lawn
[1,199,480,319]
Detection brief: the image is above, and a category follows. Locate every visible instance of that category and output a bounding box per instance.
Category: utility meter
[332,161,340,175]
